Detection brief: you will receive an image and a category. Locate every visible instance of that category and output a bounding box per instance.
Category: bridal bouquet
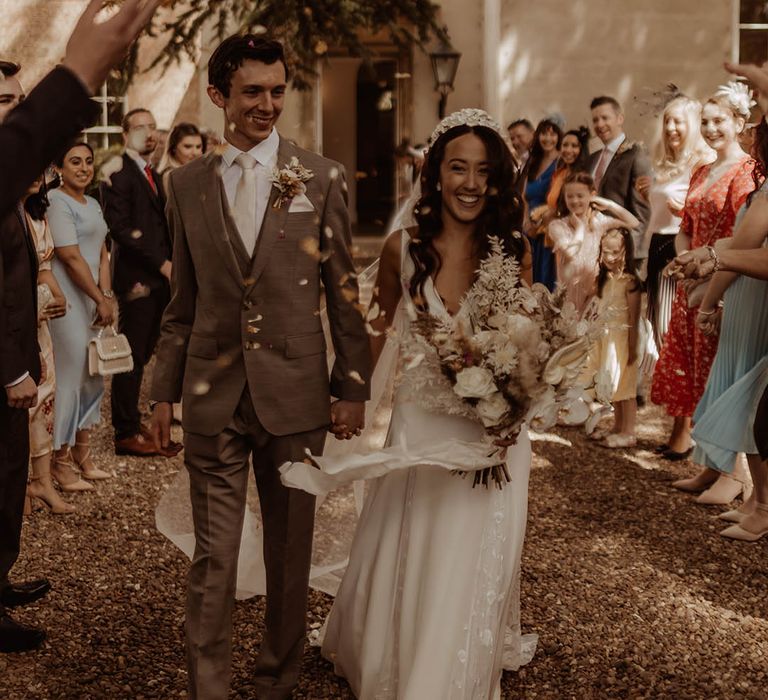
[402,236,610,488]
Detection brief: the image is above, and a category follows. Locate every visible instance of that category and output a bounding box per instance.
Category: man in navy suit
[101,108,180,456]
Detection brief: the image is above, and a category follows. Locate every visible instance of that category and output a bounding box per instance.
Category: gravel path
[3,387,767,699]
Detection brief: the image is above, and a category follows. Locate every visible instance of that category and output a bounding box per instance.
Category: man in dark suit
[588,96,651,258]
[0,200,48,653]
[0,0,162,219]
[101,108,179,456]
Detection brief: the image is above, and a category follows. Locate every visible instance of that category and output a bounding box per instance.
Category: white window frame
[83,82,127,150]
[733,0,768,62]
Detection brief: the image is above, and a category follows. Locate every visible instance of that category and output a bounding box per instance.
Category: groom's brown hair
[208,35,289,97]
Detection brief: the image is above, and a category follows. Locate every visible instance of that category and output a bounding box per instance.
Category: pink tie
[593,148,609,190]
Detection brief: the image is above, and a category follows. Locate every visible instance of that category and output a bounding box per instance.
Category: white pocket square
[288,193,315,213]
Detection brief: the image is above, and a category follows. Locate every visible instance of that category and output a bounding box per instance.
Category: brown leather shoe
[159,440,183,458]
[115,434,160,457]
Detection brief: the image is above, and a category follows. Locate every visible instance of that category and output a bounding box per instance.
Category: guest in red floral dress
[651,85,756,495]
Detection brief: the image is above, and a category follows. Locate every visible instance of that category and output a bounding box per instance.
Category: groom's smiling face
[209,59,287,150]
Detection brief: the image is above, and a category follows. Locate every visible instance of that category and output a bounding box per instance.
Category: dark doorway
[355,60,397,235]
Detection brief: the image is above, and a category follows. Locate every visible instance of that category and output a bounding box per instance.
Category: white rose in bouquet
[476,391,509,427]
[454,366,498,399]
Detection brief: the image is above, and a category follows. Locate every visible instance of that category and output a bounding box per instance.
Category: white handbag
[88,326,134,377]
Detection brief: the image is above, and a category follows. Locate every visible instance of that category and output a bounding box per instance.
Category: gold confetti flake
[348,370,365,385]
[298,278,309,286]
[130,229,143,239]
[192,381,211,396]
[324,226,333,238]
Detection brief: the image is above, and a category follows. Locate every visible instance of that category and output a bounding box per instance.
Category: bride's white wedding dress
[303,232,537,699]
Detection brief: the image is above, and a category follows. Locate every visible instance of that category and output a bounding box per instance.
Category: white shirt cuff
[5,372,30,388]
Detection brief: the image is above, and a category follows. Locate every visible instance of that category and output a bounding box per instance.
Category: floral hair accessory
[270,156,314,208]
[428,108,502,146]
[713,81,756,118]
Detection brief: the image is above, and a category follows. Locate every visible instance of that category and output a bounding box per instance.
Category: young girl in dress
[548,172,639,314]
[587,227,642,448]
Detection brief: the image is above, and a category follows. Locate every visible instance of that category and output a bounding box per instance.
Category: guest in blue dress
[523,118,562,290]
[686,172,768,540]
[48,142,117,493]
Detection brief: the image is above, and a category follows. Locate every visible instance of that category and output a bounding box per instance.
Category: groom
[150,35,371,699]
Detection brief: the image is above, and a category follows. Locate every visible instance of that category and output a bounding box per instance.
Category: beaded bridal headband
[428,108,502,146]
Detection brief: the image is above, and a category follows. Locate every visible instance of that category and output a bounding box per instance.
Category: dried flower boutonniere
[270,157,314,208]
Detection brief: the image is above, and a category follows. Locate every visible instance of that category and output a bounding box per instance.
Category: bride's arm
[368,231,404,368]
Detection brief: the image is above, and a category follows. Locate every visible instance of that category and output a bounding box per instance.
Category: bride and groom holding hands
[150,32,535,700]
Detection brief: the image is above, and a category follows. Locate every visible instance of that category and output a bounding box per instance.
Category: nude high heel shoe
[72,443,111,481]
[28,455,76,514]
[51,453,94,492]
[696,455,751,505]
[720,503,768,541]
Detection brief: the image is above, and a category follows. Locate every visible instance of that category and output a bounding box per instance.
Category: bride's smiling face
[439,133,489,225]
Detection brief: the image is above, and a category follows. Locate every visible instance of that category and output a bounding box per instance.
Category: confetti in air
[298,278,309,286]
[130,230,143,239]
[192,381,211,396]
[348,370,365,385]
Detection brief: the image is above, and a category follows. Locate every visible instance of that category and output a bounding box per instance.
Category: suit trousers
[184,388,324,700]
[0,402,30,612]
[112,285,170,440]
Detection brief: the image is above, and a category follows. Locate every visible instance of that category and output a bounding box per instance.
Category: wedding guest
[0,61,24,122]
[0,0,163,219]
[158,122,205,188]
[651,84,756,476]
[588,96,651,264]
[523,118,562,290]
[585,227,642,448]
[101,108,179,457]
[508,118,535,166]
[549,172,639,313]
[0,192,48,653]
[200,127,224,153]
[546,126,591,217]
[48,142,115,491]
[636,96,712,346]
[23,176,74,514]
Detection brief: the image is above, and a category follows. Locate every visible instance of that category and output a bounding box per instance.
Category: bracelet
[705,245,721,273]
[698,308,717,316]
[101,289,114,299]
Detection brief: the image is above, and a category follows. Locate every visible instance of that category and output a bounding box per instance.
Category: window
[83,74,127,151]
[737,0,768,64]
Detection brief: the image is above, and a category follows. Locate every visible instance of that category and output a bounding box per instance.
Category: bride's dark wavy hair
[409,125,525,308]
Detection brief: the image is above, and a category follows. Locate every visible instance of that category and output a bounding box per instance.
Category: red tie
[144,164,158,195]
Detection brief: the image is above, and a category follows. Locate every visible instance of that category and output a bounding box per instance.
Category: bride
[297,110,538,699]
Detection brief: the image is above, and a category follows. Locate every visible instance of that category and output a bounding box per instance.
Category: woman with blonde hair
[652,84,755,481]
[636,95,713,347]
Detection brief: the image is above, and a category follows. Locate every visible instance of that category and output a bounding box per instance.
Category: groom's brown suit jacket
[150,137,371,436]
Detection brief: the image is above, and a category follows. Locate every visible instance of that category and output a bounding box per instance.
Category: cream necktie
[593,147,609,190]
[233,153,258,255]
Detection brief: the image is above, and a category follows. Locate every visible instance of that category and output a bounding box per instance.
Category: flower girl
[585,227,642,447]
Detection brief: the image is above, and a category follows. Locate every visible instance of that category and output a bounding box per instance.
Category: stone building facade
[1,0,764,228]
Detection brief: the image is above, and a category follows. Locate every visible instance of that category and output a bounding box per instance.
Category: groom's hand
[151,401,173,450]
[330,400,365,440]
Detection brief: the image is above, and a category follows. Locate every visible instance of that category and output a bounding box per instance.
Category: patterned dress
[27,215,56,458]
[651,157,755,417]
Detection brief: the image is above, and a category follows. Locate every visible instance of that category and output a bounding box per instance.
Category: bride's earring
[436,182,442,191]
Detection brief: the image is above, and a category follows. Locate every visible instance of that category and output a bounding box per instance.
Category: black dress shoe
[662,447,693,461]
[0,579,51,608]
[0,612,46,653]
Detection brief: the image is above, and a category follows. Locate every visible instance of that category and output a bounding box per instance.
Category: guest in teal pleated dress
[685,149,768,540]
[48,142,117,493]
[523,118,562,290]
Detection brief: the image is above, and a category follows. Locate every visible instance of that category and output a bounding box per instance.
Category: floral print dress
[651,157,755,417]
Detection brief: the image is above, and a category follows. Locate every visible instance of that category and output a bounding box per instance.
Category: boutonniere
[270,157,314,209]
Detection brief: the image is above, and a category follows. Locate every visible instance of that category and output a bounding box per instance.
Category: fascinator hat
[713,81,756,118]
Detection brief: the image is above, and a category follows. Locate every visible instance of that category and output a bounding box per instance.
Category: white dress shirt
[591,132,626,176]
[221,129,280,245]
